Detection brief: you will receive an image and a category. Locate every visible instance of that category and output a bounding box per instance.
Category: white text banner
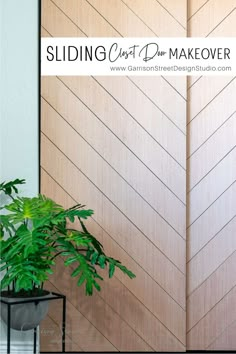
[41,37,236,76]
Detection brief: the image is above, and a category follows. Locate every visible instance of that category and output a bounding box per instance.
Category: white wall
[0,0,39,196]
[0,0,39,352]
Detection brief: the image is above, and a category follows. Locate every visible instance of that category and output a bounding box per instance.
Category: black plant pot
[0,290,51,331]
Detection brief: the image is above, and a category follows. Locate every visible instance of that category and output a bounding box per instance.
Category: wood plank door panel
[41,0,186,351]
[41,0,236,351]
[187,0,236,350]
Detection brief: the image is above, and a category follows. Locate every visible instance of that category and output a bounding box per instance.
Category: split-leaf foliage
[0,179,135,296]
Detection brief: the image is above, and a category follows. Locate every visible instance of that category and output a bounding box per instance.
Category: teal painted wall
[0,1,39,352]
[0,0,39,196]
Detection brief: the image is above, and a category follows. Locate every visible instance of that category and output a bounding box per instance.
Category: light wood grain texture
[58,75,186,202]
[188,76,234,120]
[41,133,185,307]
[187,6,236,88]
[187,247,236,331]
[41,77,186,236]
[41,280,118,352]
[188,79,236,156]
[122,0,186,36]
[158,0,186,26]
[130,76,186,135]
[41,0,186,351]
[187,286,236,350]
[187,1,236,350]
[42,0,85,37]
[208,320,236,350]
[188,217,236,294]
[188,181,236,261]
[51,257,153,352]
[188,139,236,224]
[41,130,186,350]
[188,0,235,37]
[87,0,156,37]
[164,76,187,99]
[94,76,186,168]
[208,8,236,37]
[53,0,119,37]
[41,169,185,347]
[188,0,209,19]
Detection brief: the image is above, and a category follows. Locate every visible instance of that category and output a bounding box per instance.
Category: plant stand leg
[33,327,37,354]
[62,297,66,353]
[7,304,11,354]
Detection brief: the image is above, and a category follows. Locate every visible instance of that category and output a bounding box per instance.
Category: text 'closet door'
[40,0,187,352]
[187,0,236,351]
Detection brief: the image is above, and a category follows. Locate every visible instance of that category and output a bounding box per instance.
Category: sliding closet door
[187,0,236,350]
[40,0,186,351]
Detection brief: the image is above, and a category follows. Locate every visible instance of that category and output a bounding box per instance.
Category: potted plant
[0,179,135,331]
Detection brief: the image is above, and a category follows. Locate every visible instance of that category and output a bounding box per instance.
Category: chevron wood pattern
[40,0,186,351]
[41,0,236,351]
[187,0,236,350]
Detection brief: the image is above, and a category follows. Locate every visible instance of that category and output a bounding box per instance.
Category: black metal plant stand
[0,291,66,354]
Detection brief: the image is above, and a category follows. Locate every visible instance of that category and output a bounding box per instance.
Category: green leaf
[64,257,78,266]
[0,178,135,296]
[109,262,115,278]
[98,255,106,269]
[0,225,4,239]
[91,251,99,265]
[68,214,75,223]
[0,179,25,197]
[85,280,93,296]
[93,280,101,292]
[71,266,82,278]
[77,273,86,286]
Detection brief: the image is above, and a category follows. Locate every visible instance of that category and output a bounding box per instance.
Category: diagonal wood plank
[208,319,236,350]
[208,7,236,37]
[188,181,236,261]
[41,0,186,351]
[41,281,114,352]
[42,169,186,345]
[187,286,236,350]
[188,77,235,120]
[42,0,86,37]
[122,0,186,36]
[187,6,236,90]
[41,99,186,262]
[188,0,235,37]
[188,79,236,155]
[94,76,186,168]
[59,76,186,202]
[187,217,236,295]
[187,1,236,350]
[41,134,186,307]
[188,0,210,20]
[87,0,157,37]
[41,110,186,283]
[163,76,187,99]
[50,257,153,351]
[53,0,119,37]
[187,246,236,330]
[41,77,186,238]
[44,0,185,121]
[129,76,186,135]
[188,143,236,224]
[157,0,186,27]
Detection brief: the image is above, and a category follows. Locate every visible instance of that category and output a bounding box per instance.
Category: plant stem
[50,251,65,261]
[51,248,86,261]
